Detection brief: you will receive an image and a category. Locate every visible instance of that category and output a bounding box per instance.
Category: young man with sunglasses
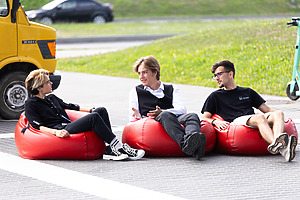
[201,60,297,162]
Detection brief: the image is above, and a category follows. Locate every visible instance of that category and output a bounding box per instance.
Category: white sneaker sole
[103,154,128,161]
[127,149,145,161]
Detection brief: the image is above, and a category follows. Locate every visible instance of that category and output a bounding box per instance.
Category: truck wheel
[0,72,29,119]
[286,82,300,101]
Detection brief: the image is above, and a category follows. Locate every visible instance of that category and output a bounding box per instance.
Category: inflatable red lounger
[15,110,106,160]
[212,114,298,155]
[122,118,216,156]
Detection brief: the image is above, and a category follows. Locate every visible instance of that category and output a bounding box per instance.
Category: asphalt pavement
[1,71,300,200]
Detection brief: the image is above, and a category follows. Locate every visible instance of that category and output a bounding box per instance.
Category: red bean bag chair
[15,110,106,160]
[122,118,216,156]
[212,114,298,155]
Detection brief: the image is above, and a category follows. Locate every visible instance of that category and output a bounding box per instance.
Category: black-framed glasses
[212,71,230,79]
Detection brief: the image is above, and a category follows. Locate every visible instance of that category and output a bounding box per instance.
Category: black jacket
[24,94,80,130]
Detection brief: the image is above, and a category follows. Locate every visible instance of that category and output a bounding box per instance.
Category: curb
[56,34,177,44]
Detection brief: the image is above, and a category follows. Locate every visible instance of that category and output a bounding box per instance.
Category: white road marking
[0,152,185,200]
[0,133,14,138]
[293,119,300,124]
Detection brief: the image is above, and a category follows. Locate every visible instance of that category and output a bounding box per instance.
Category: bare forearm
[40,126,70,138]
[40,126,57,135]
[79,107,94,113]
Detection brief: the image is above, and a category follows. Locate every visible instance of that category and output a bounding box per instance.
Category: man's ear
[37,85,42,92]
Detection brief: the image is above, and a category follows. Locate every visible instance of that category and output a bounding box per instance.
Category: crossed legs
[156,111,206,160]
[247,110,297,161]
[246,110,284,144]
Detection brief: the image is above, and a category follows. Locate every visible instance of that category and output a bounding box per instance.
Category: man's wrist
[211,119,217,126]
[90,107,95,113]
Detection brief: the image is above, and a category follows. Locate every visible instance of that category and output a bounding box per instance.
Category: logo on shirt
[239,96,249,101]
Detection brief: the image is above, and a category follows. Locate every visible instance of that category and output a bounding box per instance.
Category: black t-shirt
[201,86,266,122]
[25,94,80,130]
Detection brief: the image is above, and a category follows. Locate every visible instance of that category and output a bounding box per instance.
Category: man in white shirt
[129,56,206,160]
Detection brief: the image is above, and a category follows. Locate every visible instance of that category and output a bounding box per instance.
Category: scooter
[287,17,300,100]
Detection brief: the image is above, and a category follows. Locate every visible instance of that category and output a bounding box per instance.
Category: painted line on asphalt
[0,152,185,200]
[293,119,300,124]
[0,133,14,138]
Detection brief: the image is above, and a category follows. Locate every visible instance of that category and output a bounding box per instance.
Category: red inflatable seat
[15,110,106,160]
[122,118,216,156]
[212,114,298,155]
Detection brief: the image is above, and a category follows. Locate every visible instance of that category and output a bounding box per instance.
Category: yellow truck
[0,0,60,119]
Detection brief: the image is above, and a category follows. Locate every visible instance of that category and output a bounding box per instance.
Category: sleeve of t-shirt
[250,89,266,108]
[201,93,217,115]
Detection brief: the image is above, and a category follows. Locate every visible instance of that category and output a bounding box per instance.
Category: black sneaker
[103,146,128,161]
[182,132,204,156]
[119,143,145,160]
[193,133,206,160]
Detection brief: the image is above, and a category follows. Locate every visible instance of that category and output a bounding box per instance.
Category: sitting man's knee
[253,113,268,124]
[186,113,200,123]
[89,112,98,117]
[274,110,284,119]
[159,111,175,118]
[95,107,107,113]
[156,111,176,121]
[268,110,284,122]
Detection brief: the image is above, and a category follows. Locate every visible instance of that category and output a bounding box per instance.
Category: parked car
[26,0,113,25]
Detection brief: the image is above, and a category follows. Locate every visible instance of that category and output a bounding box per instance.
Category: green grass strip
[57,19,296,96]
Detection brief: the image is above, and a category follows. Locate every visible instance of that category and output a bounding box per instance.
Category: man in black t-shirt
[201,60,297,162]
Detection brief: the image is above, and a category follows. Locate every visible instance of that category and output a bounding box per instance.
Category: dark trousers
[65,107,116,144]
[155,111,201,149]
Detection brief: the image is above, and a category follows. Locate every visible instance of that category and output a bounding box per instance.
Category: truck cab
[0,0,60,119]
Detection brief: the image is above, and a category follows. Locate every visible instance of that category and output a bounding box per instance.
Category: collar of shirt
[143,81,165,98]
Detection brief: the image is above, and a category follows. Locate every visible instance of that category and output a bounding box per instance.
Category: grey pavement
[1,71,300,199]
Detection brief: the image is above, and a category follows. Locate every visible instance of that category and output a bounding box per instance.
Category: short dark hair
[211,60,235,78]
[133,56,161,80]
